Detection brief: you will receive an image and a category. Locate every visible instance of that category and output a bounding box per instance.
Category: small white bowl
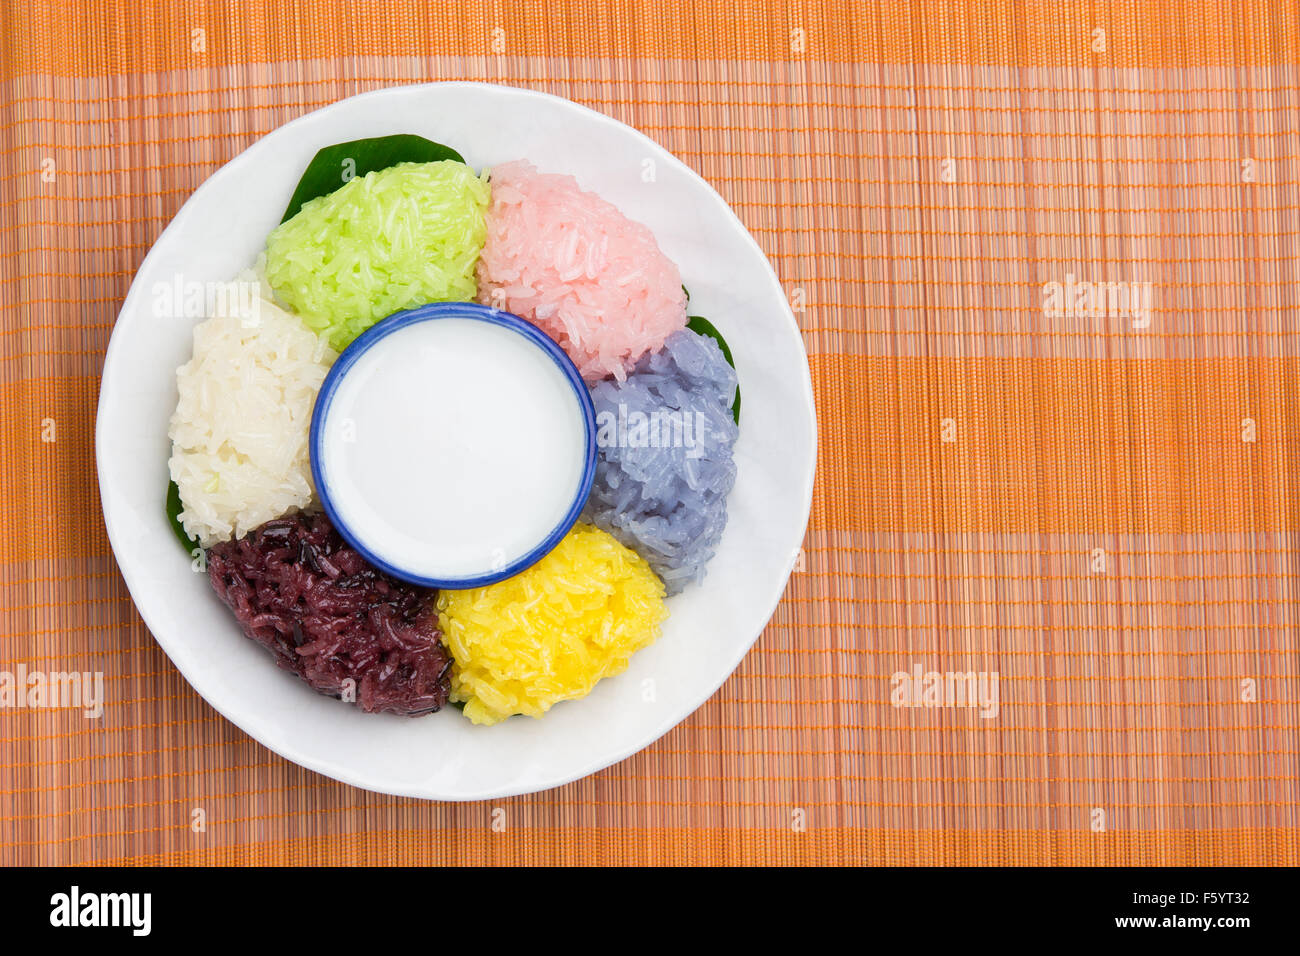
[310,302,597,589]
[96,82,817,800]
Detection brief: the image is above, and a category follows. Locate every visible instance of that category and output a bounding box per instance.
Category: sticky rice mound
[168,271,337,548]
[437,524,668,725]
[583,329,739,594]
[207,512,452,717]
[265,160,490,351]
[476,160,687,382]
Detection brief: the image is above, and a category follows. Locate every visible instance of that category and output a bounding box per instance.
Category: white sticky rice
[168,269,337,548]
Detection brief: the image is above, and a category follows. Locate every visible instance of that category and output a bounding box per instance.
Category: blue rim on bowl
[309,301,598,590]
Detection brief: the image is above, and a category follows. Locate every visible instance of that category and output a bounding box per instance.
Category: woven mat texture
[1,0,1298,865]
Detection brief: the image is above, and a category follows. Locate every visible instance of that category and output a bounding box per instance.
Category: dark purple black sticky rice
[206,512,451,716]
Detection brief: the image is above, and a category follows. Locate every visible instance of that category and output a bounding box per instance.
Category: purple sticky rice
[206,512,451,716]
[582,328,739,594]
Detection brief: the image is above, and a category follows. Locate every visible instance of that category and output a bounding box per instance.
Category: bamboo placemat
[1,0,1298,865]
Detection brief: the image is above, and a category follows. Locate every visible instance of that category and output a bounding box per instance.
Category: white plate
[96,82,817,800]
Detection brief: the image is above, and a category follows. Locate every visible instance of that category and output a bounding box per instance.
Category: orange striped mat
[2,0,1298,865]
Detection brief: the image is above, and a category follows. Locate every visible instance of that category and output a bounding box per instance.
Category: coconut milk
[317,316,588,583]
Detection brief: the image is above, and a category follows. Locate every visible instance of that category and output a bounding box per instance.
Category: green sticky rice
[265,161,490,351]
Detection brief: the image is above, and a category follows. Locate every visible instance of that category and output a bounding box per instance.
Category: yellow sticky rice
[437,525,668,725]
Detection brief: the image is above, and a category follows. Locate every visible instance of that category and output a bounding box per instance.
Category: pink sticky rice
[476,160,688,382]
